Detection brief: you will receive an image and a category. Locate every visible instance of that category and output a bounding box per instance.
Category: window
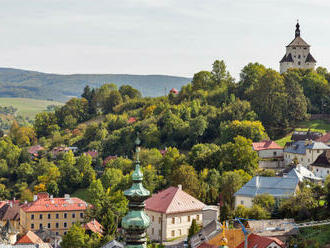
[56,223,59,228]
[39,214,43,220]
[39,223,43,229]
[179,229,182,236]
[317,149,320,153]
[327,170,329,174]
[172,218,175,224]
[152,216,154,222]
[179,217,182,223]
[301,158,303,162]
[31,214,34,220]
[172,230,175,237]
[56,214,59,219]
[241,200,244,205]
[64,213,67,219]
[64,231,67,235]
[197,215,200,221]
[273,151,277,156]
[56,232,59,235]
[31,224,34,229]
[317,169,319,172]
[48,214,51,219]
[188,216,191,222]
[80,213,84,218]
[298,55,301,59]
[48,223,51,228]
[64,222,67,228]
[72,213,75,218]
[298,61,301,65]
[152,228,154,235]
[308,159,310,162]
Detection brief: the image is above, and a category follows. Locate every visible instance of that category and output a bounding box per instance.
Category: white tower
[280,22,316,73]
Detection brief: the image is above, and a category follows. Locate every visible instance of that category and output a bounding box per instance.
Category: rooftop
[252,140,282,151]
[247,219,298,237]
[15,231,44,244]
[84,219,103,236]
[316,132,330,143]
[284,140,330,154]
[311,150,330,168]
[236,233,285,248]
[145,185,205,214]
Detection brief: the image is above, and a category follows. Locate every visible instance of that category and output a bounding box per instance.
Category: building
[84,219,103,236]
[280,22,316,73]
[283,140,330,166]
[285,164,322,182]
[316,132,330,145]
[236,233,285,248]
[0,201,21,232]
[145,185,206,242]
[310,150,330,179]
[291,130,323,142]
[20,193,89,236]
[246,219,298,242]
[234,176,299,208]
[252,140,284,169]
[15,231,51,248]
[0,220,18,245]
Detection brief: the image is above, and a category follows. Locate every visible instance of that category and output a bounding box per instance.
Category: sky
[0,0,330,79]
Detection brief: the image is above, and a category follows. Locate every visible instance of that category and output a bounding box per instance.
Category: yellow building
[20,193,89,236]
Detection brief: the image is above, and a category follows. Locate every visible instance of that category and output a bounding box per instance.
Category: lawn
[0,98,63,119]
[275,119,330,147]
[297,224,330,247]
[72,188,90,203]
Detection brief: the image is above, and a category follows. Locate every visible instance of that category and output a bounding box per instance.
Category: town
[1,1,330,248]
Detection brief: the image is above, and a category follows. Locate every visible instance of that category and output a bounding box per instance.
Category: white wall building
[284,140,330,167]
[310,150,330,180]
[252,141,284,169]
[280,22,316,73]
[145,185,206,242]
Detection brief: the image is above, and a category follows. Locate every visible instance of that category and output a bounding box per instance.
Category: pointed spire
[295,20,300,37]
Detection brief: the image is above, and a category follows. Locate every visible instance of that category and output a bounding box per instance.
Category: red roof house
[128,117,137,124]
[84,150,99,159]
[252,140,283,151]
[84,219,104,236]
[236,233,285,248]
[16,230,44,244]
[170,88,179,94]
[103,155,118,166]
[316,132,330,145]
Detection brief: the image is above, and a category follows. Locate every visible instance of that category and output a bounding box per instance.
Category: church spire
[295,20,300,37]
[121,134,150,248]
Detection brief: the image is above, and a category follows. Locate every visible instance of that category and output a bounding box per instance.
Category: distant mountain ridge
[0,67,191,102]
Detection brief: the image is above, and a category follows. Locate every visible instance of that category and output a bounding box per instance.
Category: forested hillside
[0,68,191,101]
[1,60,330,247]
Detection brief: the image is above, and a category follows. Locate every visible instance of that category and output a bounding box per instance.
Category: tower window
[298,62,301,65]
[298,55,301,59]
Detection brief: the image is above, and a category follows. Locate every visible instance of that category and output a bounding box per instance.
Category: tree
[103,90,123,114]
[188,143,220,171]
[253,194,275,212]
[188,219,200,239]
[142,164,165,194]
[119,85,142,99]
[248,204,271,219]
[61,224,89,248]
[219,136,259,175]
[34,112,59,137]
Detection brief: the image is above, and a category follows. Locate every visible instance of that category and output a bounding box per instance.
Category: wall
[234,196,254,208]
[311,165,330,179]
[284,148,327,167]
[259,160,285,169]
[258,149,283,159]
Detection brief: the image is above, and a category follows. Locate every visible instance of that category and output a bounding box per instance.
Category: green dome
[122,210,150,230]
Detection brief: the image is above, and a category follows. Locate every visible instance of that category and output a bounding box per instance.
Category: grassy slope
[298,224,330,247]
[0,98,63,118]
[275,119,330,146]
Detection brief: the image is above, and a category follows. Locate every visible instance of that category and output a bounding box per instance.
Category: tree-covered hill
[0,67,191,102]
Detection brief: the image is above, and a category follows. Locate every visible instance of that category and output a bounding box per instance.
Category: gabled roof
[0,203,20,221]
[292,131,323,141]
[287,36,310,47]
[84,219,104,236]
[284,140,330,154]
[236,233,285,248]
[279,53,294,63]
[252,140,282,151]
[27,145,45,155]
[311,150,330,168]
[287,164,322,182]
[234,176,299,198]
[305,53,316,63]
[316,132,330,143]
[145,186,206,214]
[16,231,44,244]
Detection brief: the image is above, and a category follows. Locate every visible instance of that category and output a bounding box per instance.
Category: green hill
[0,98,63,119]
[0,68,191,102]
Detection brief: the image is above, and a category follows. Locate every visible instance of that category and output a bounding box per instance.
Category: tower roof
[305,53,317,63]
[287,36,310,47]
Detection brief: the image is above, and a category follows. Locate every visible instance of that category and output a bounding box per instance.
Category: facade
[145,185,206,242]
[20,193,88,236]
[310,150,330,179]
[280,22,316,73]
[284,140,330,166]
[252,141,284,169]
[234,176,299,208]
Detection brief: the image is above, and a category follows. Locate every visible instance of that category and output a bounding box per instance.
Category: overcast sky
[0,0,329,78]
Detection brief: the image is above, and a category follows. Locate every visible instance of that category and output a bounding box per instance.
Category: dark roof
[291,131,323,141]
[0,203,20,221]
[279,53,294,63]
[284,140,329,155]
[101,240,124,248]
[190,220,220,248]
[311,151,330,168]
[316,132,330,143]
[305,53,317,63]
[287,36,310,47]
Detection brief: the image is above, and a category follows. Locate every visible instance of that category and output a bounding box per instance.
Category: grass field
[297,224,330,247]
[0,98,63,119]
[275,119,330,147]
[72,188,90,203]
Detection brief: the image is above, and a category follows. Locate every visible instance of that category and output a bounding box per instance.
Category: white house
[310,150,330,180]
[145,185,206,242]
[252,140,284,169]
[283,140,330,167]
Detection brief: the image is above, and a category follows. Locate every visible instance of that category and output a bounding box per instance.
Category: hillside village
[0,23,329,248]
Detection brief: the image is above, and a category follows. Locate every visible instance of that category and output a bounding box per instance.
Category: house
[234,176,299,208]
[145,185,206,242]
[0,201,21,232]
[103,156,118,166]
[246,219,298,242]
[291,130,323,142]
[84,219,103,236]
[310,150,330,179]
[236,233,285,248]
[128,117,137,124]
[316,132,330,145]
[20,193,89,236]
[170,88,179,94]
[34,228,61,248]
[285,164,322,182]
[0,220,18,245]
[51,146,78,157]
[283,140,330,166]
[27,145,45,159]
[279,22,316,73]
[15,230,51,248]
[252,140,284,169]
[84,150,99,159]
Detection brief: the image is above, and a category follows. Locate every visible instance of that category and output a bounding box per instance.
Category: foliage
[188,219,200,239]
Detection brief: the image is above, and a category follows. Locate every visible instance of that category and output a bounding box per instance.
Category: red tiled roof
[128,117,137,124]
[84,219,104,235]
[252,140,283,151]
[145,186,206,214]
[21,193,89,213]
[84,150,99,158]
[236,233,285,248]
[103,155,118,166]
[27,145,45,155]
[0,202,20,221]
[197,242,217,248]
[316,132,330,143]
[170,88,179,94]
[16,231,44,244]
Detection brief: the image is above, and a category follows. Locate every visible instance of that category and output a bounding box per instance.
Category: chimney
[33,195,38,201]
[9,202,13,208]
[64,194,70,199]
[178,184,182,190]
[256,176,260,188]
[50,195,54,199]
